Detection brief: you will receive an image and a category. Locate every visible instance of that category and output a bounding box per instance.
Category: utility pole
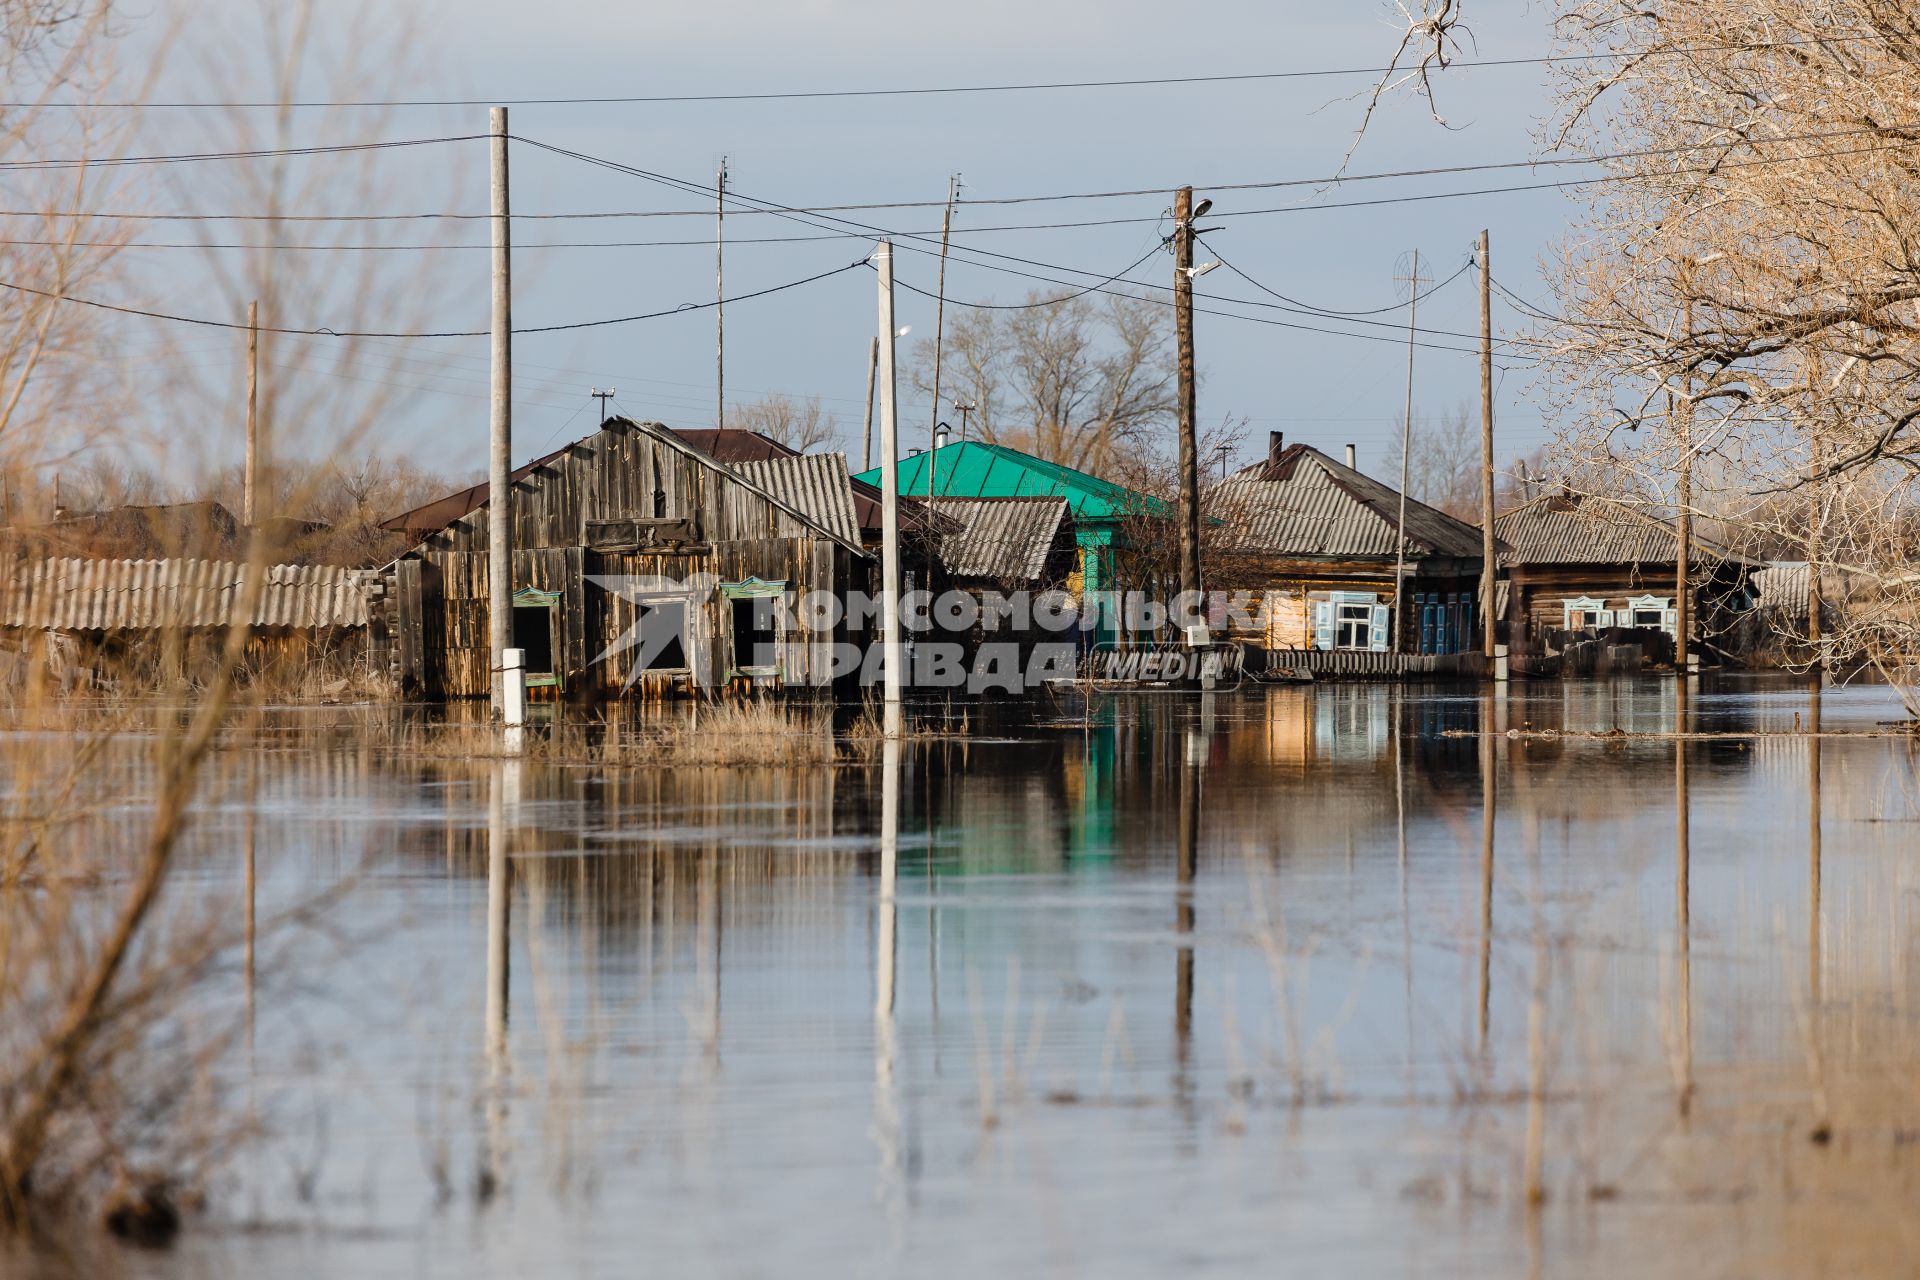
[1674,271,1694,676]
[1478,229,1498,662]
[1806,436,1823,676]
[952,398,976,441]
[715,157,727,428]
[1392,249,1427,655]
[1173,186,1203,617]
[875,242,904,739]
[244,299,259,530]
[861,337,879,471]
[488,106,513,717]
[928,174,959,588]
[591,387,615,423]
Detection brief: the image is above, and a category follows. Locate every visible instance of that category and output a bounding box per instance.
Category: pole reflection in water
[481,759,517,1200]
[1809,682,1823,1007]
[873,739,903,1218]
[244,755,257,1064]
[1394,696,1413,1098]
[1174,728,1201,1095]
[697,846,722,1069]
[1478,693,1496,1056]
[1675,682,1693,1117]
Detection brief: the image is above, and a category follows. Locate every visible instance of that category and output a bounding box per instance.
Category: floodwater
[11,676,1920,1277]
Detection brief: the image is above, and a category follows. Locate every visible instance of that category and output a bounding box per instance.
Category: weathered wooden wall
[392,421,869,700]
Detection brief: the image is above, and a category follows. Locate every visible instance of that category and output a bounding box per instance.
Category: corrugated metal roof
[1755,561,1810,617]
[1216,444,1487,560]
[1494,493,1755,568]
[933,496,1070,582]
[730,453,862,547]
[853,440,1162,523]
[0,557,372,631]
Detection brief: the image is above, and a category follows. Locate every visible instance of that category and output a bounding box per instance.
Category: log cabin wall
[1505,562,1755,657]
[391,419,869,700]
[1214,553,1482,653]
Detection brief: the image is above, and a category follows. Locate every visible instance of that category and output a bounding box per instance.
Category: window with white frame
[1334,600,1372,649]
[1625,594,1676,636]
[1312,591,1389,651]
[1562,596,1608,631]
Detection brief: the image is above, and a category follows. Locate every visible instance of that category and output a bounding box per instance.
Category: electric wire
[0,256,870,337]
[2,34,1886,110]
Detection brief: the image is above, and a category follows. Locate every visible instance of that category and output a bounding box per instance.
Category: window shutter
[1662,608,1678,637]
[1369,603,1391,652]
[1312,600,1335,650]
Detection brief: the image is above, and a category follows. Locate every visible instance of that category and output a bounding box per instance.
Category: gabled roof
[1215,443,1488,561]
[1493,492,1756,569]
[730,453,862,546]
[381,417,868,556]
[853,440,1159,523]
[933,496,1072,583]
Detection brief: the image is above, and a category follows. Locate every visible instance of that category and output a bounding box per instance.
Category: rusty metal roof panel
[1493,493,1756,568]
[0,557,371,631]
[1216,444,1487,561]
[933,496,1070,582]
[730,453,862,546]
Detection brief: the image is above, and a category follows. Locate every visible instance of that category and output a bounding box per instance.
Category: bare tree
[1380,402,1481,518]
[1536,0,1920,707]
[152,0,473,539]
[725,393,838,453]
[1338,0,1474,173]
[0,0,146,477]
[909,291,1176,476]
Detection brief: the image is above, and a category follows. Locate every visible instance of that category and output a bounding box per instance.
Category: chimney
[1267,430,1284,465]
[1345,443,1357,469]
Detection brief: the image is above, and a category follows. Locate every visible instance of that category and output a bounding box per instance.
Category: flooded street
[14,677,1920,1277]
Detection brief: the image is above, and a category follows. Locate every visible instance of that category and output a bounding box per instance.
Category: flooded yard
[8,676,1920,1277]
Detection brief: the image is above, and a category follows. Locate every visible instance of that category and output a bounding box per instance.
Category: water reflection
[20,676,1915,1279]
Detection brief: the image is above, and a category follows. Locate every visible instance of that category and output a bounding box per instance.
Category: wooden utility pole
[488,106,513,716]
[928,174,958,579]
[244,299,259,530]
[1173,186,1202,612]
[861,336,879,471]
[875,242,903,739]
[1806,439,1823,673]
[1392,249,1426,655]
[715,158,727,428]
[1478,230,1498,660]
[1674,276,1694,675]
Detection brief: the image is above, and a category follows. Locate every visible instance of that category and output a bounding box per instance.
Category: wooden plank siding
[391,419,870,700]
[1214,555,1483,656]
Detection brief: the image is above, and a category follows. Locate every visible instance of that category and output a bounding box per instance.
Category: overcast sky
[109,0,1578,485]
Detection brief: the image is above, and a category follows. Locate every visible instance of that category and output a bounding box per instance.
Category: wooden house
[381,417,871,700]
[855,440,1160,598]
[1212,435,1490,664]
[1491,491,1760,671]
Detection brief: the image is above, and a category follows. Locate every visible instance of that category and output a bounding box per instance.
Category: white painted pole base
[1494,643,1509,683]
[502,647,527,728]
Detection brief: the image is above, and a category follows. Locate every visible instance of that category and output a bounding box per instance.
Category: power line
[520,137,1549,359]
[0,134,483,172]
[519,120,1920,212]
[9,119,1916,232]
[2,34,1884,110]
[0,256,868,338]
[1206,246,1472,317]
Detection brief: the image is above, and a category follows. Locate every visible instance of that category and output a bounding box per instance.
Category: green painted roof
[852,440,1162,523]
